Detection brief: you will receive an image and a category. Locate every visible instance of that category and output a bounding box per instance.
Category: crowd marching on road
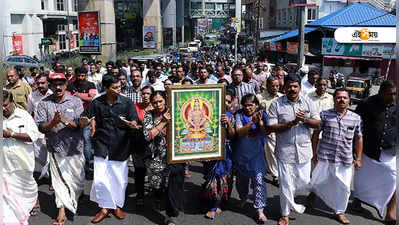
[2,45,397,225]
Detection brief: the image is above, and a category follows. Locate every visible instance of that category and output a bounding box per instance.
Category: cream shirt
[3,107,41,173]
[307,91,334,114]
[257,91,284,111]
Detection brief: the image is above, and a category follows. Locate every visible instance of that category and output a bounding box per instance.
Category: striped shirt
[228,82,255,105]
[318,109,362,166]
[124,86,142,104]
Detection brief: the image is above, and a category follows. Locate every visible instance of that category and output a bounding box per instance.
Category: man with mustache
[6,68,32,110]
[34,73,86,225]
[125,70,143,104]
[309,88,363,224]
[3,90,41,225]
[267,74,321,225]
[353,80,397,225]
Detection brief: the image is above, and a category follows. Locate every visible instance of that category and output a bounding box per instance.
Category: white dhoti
[2,171,38,225]
[49,152,85,214]
[310,161,353,213]
[33,137,50,179]
[354,152,396,217]
[264,133,278,178]
[90,156,129,209]
[278,160,311,216]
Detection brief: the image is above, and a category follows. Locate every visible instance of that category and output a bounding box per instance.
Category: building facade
[1,0,79,59]
[190,0,235,38]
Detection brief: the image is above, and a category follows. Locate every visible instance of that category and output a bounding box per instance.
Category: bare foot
[53,207,66,225]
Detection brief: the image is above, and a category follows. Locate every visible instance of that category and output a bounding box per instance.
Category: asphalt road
[29,85,384,225]
[30,161,384,225]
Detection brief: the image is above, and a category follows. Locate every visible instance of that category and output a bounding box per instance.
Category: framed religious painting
[167,84,226,163]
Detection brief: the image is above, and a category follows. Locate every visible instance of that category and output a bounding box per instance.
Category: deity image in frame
[167,85,226,163]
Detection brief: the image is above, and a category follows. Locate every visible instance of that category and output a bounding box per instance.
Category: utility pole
[235,0,241,62]
[254,0,261,58]
[297,6,306,67]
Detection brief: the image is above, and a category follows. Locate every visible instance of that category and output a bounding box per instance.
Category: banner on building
[322,38,395,58]
[264,42,283,52]
[78,11,101,54]
[70,34,75,49]
[230,17,241,33]
[12,35,23,55]
[286,42,309,54]
[290,0,317,7]
[143,26,156,49]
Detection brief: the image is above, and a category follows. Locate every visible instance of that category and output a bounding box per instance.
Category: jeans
[83,125,92,164]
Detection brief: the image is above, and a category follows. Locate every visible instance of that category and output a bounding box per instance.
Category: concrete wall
[143,0,163,51]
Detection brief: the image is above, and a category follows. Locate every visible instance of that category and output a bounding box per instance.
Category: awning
[270,27,318,42]
[260,30,290,39]
[323,55,382,61]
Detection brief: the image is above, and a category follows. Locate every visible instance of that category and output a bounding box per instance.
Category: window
[57,24,65,31]
[56,0,65,11]
[259,17,264,30]
[205,3,215,10]
[307,7,317,21]
[73,0,78,11]
[58,34,66,50]
[75,34,79,47]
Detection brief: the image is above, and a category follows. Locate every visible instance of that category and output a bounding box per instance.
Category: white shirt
[142,80,165,91]
[26,89,53,115]
[307,91,334,114]
[301,80,316,96]
[88,72,103,91]
[3,107,41,173]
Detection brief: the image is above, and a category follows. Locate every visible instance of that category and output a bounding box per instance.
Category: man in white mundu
[2,90,41,225]
[353,80,397,225]
[267,74,321,225]
[309,88,363,224]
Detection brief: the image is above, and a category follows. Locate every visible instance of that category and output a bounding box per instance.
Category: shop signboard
[12,35,23,55]
[361,44,383,57]
[78,11,101,54]
[321,38,344,55]
[286,42,308,54]
[321,38,394,58]
[382,44,396,59]
[143,26,156,49]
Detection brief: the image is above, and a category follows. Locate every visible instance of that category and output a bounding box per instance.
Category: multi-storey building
[189,0,236,37]
[1,0,79,58]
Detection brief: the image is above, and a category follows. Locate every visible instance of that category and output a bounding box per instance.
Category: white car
[193,39,202,47]
[187,42,199,52]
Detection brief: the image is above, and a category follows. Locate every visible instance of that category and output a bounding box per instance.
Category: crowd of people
[2,47,397,225]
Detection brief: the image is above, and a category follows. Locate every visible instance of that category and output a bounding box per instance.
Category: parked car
[3,55,43,68]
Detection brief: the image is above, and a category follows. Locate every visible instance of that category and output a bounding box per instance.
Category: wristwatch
[62,121,70,127]
[303,117,308,124]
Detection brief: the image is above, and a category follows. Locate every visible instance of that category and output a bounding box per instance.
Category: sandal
[278,216,290,225]
[205,211,216,220]
[30,200,40,216]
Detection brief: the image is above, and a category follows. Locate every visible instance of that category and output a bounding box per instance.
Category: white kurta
[49,152,85,214]
[354,152,396,217]
[2,107,41,225]
[278,160,312,216]
[310,161,353,213]
[90,156,129,209]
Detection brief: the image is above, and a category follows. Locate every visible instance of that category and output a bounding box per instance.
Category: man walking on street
[353,80,397,225]
[257,76,283,185]
[79,75,141,223]
[6,68,32,110]
[3,90,41,225]
[267,74,321,225]
[309,88,363,224]
[35,73,86,225]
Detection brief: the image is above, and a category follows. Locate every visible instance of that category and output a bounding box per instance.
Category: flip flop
[334,214,350,224]
[205,211,216,220]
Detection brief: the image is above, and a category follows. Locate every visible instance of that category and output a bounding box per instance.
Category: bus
[204,33,220,46]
